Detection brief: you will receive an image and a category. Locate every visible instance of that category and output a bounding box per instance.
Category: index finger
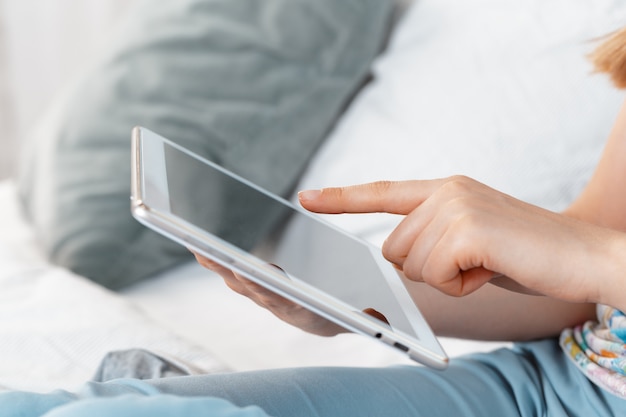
[298,180,442,215]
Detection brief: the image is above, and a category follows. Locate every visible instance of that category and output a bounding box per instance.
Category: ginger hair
[591,26,626,89]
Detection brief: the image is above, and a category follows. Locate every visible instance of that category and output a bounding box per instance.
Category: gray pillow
[18,0,394,289]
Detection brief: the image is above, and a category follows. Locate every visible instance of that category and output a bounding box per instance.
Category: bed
[2,0,626,395]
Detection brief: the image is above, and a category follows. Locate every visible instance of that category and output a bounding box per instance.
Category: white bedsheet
[0,180,226,393]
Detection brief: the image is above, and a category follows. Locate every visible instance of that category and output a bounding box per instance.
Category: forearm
[405,280,596,341]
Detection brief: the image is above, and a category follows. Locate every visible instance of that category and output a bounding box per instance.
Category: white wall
[0,0,137,180]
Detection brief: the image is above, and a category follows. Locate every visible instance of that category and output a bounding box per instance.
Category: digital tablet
[130,126,448,369]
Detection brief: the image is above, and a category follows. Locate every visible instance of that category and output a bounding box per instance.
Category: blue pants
[3,339,625,417]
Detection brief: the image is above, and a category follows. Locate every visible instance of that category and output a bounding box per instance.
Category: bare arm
[563,100,626,312]
[404,281,595,341]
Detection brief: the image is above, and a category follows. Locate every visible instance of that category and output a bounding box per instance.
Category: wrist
[595,230,626,312]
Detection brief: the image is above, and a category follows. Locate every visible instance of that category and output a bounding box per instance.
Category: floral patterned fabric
[560,305,626,398]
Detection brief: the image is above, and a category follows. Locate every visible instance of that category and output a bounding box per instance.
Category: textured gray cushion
[18,0,393,289]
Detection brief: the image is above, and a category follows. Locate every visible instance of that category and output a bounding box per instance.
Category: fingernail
[298,189,321,201]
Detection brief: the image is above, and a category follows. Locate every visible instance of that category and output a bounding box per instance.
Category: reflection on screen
[164,143,417,337]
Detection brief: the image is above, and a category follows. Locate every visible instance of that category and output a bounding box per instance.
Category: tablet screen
[162,142,419,337]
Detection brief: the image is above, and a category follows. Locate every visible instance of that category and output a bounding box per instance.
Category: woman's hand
[192,253,347,337]
[299,176,626,309]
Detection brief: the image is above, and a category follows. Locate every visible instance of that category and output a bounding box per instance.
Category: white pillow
[294,0,626,246]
